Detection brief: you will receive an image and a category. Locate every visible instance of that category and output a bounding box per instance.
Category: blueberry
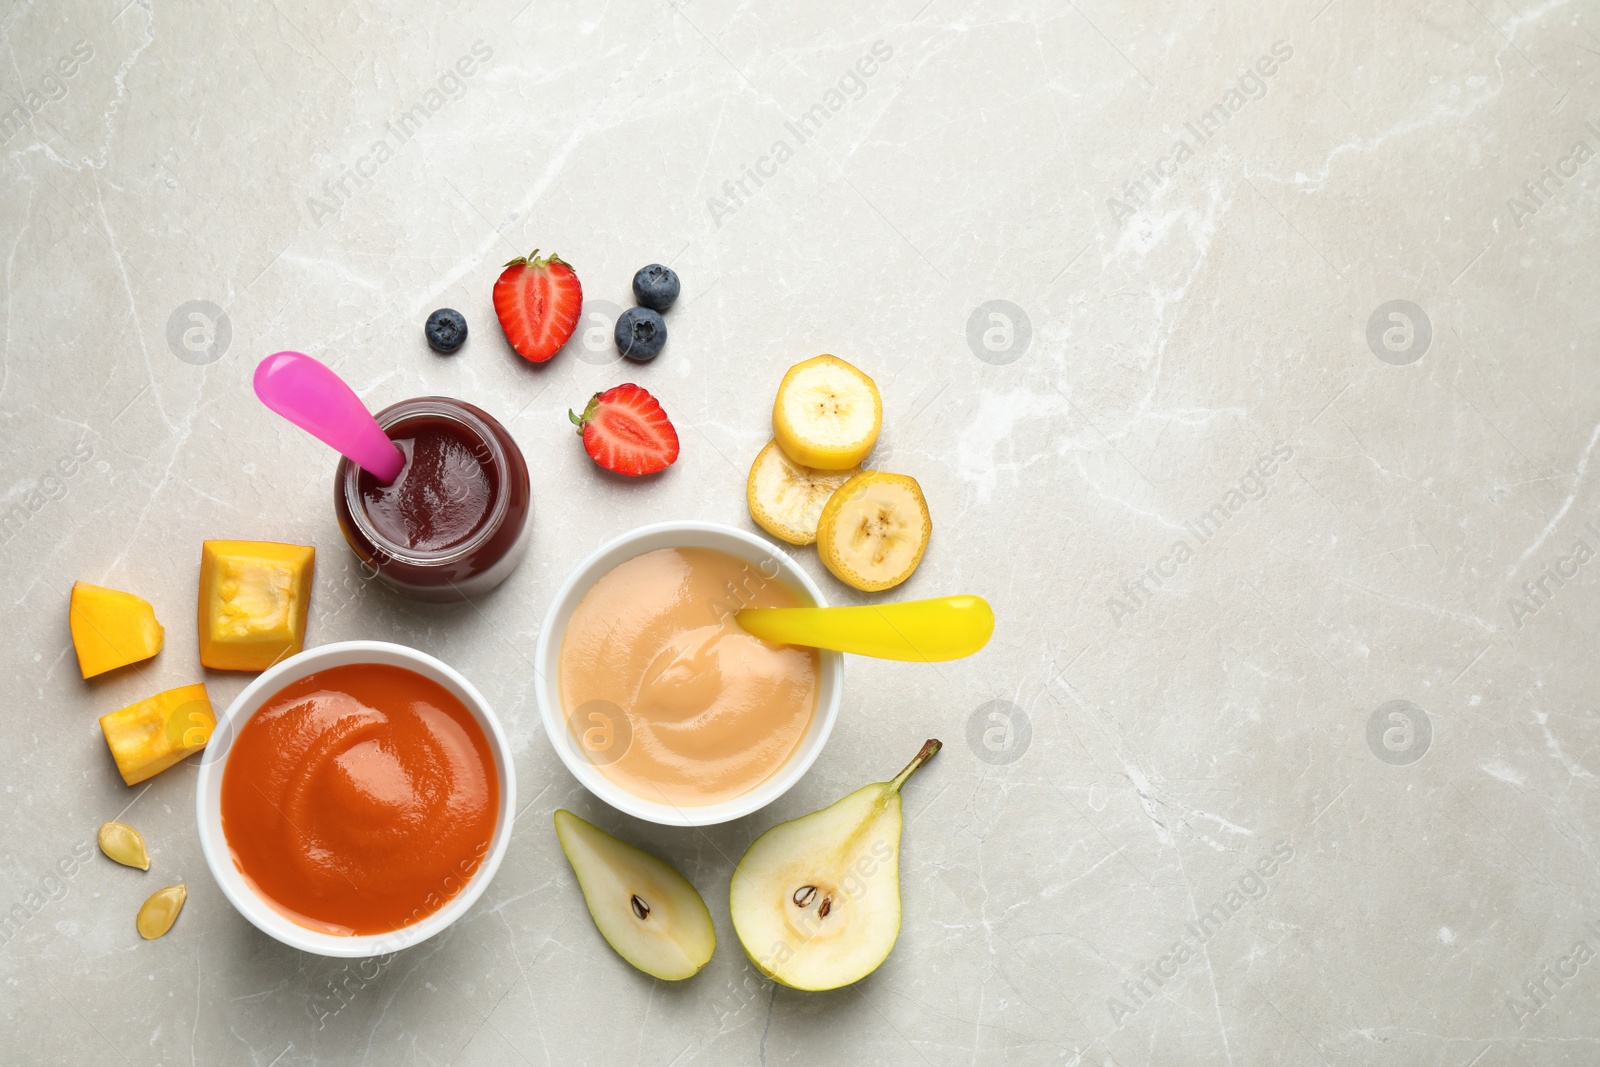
[614,307,667,362]
[425,308,468,353]
[631,264,680,312]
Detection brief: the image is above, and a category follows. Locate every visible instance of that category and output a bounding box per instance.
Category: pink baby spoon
[252,351,405,483]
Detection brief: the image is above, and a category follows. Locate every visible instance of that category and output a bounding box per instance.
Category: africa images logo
[305,41,495,227]
[0,40,93,145]
[705,41,894,227]
[1504,519,1600,630]
[1504,118,1600,229]
[1506,916,1600,1027]
[1106,442,1293,626]
[1106,40,1293,224]
[1106,840,1295,1024]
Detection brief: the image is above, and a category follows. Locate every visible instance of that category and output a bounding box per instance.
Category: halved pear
[729,739,941,990]
[553,809,715,981]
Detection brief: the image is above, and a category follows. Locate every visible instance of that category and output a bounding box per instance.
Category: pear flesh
[730,739,941,990]
[554,810,716,981]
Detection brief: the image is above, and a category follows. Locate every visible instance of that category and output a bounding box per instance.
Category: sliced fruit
[197,540,315,672]
[493,249,583,363]
[99,683,216,786]
[554,810,715,981]
[730,739,941,991]
[570,384,680,476]
[816,471,931,592]
[98,821,150,871]
[137,884,186,940]
[746,439,859,546]
[69,581,164,679]
[772,355,882,470]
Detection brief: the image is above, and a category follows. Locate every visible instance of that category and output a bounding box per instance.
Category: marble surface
[3,0,1598,1063]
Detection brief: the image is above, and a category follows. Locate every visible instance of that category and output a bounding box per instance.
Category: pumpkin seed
[98,821,150,871]
[137,884,186,940]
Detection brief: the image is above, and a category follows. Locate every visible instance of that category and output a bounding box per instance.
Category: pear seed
[137,884,187,940]
[817,896,832,919]
[793,885,817,908]
[98,821,150,871]
[630,894,650,921]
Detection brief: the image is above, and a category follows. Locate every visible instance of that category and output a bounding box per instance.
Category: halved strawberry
[570,384,680,476]
[493,249,582,363]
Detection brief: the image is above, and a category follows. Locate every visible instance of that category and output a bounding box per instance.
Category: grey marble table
[3,1,1598,1064]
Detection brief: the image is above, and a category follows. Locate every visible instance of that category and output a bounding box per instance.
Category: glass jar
[334,397,531,602]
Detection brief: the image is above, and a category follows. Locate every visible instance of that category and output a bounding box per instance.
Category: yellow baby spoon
[736,595,993,662]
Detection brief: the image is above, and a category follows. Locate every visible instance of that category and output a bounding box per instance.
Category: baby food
[559,547,819,807]
[220,663,498,935]
[334,397,531,601]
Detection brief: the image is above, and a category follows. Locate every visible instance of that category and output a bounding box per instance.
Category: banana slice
[772,355,882,470]
[816,471,931,592]
[747,440,860,546]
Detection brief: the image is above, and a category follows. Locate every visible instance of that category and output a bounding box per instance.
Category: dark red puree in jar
[334,397,531,601]
[358,416,496,552]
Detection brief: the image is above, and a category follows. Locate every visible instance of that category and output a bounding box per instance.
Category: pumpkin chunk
[197,540,314,671]
[99,683,215,786]
[69,581,164,678]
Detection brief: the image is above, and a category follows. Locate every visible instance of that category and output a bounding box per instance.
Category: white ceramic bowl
[195,640,516,958]
[535,521,843,827]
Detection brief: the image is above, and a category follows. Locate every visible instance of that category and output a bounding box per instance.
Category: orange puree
[220,663,498,935]
[559,547,819,806]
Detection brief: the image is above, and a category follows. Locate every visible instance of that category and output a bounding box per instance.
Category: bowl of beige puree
[534,521,844,826]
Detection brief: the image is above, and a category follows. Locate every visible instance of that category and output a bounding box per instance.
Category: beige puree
[559,547,819,806]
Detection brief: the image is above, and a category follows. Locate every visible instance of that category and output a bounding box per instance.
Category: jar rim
[340,397,513,568]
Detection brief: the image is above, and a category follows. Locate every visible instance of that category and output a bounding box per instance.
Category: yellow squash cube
[69,581,165,678]
[198,540,315,672]
[99,683,216,786]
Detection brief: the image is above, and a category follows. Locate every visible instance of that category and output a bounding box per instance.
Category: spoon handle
[736,595,993,661]
[253,351,405,483]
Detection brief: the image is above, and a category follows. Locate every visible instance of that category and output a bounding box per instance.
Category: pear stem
[887,738,942,794]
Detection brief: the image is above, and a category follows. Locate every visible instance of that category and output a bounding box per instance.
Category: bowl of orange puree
[195,641,515,957]
[535,521,844,827]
